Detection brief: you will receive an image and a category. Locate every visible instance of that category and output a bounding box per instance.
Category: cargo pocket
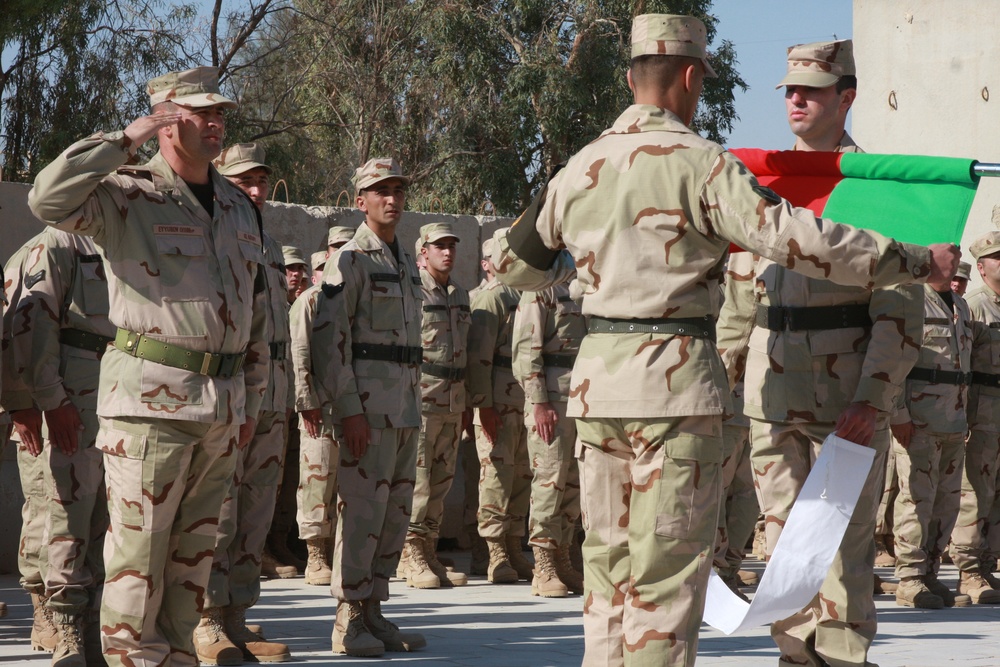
[654,432,722,541]
[96,425,148,528]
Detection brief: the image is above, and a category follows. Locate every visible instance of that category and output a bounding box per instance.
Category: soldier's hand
[238,417,257,449]
[123,111,184,149]
[342,413,371,458]
[890,421,914,449]
[44,403,83,456]
[533,402,559,445]
[927,243,961,290]
[479,406,501,444]
[834,402,878,446]
[11,408,43,457]
[300,409,323,438]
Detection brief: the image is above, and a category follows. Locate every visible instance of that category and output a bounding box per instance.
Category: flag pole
[974,163,1000,177]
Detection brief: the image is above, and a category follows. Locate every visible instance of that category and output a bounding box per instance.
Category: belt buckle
[200,352,218,376]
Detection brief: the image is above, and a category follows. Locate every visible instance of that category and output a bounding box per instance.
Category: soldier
[952,261,972,297]
[511,265,585,597]
[282,246,309,305]
[311,157,425,657]
[310,252,327,285]
[191,143,291,663]
[490,14,956,666]
[468,239,532,584]
[28,66,269,667]
[327,226,355,258]
[397,222,471,589]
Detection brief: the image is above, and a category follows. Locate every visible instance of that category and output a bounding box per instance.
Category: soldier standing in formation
[491,13,957,667]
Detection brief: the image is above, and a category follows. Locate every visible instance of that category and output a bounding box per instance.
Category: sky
[709,0,853,150]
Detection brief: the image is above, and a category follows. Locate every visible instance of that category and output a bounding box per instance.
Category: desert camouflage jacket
[418,268,471,414]
[260,231,292,414]
[1,243,37,416]
[966,284,1000,432]
[468,278,523,409]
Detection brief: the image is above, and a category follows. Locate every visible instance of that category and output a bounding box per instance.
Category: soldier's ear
[840,87,857,113]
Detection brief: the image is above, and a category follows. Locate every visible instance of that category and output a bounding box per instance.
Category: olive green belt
[351,343,423,365]
[59,328,113,355]
[907,367,972,386]
[114,328,246,379]
[587,316,715,340]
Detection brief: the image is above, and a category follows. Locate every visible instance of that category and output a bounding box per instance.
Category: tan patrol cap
[419,222,461,245]
[327,226,355,247]
[481,238,497,261]
[954,261,972,280]
[971,231,1000,260]
[215,143,271,176]
[352,158,409,196]
[311,251,328,273]
[631,14,717,78]
[776,39,855,89]
[148,66,237,109]
[282,245,307,268]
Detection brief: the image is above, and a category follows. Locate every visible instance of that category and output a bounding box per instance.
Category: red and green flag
[729,149,980,246]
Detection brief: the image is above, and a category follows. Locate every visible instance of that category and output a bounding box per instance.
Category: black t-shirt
[387,236,401,264]
[938,290,955,313]
[186,179,215,219]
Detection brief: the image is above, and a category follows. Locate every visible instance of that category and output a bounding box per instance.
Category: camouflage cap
[419,222,461,245]
[954,261,972,280]
[776,39,855,89]
[481,237,497,260]
[352,157,409,196]
[630,14,717,78]
[147,66,237,109]
[971,231,1000,260]
[327,226,355,247]
[214,143,271,176]
[311,251,328,273]
[282,245,307,268]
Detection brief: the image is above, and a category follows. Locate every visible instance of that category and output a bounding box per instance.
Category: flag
[730,149,980,246]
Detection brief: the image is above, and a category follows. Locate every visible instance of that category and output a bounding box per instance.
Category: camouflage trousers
[950,429,1000,572]
[270,417,300,540]
[751,419,888,667]
[460,431,479,531]
[330,425,417,602]
[409,411,463,541]
[44,403,108,616]
[98,416,239,667]
[526,401,580,550]
[713,423,757,580]
[476,404,531,539]
[296,423,339,540]
[15,436,46,593]
[207,410,287,609]
[577,415,722,667]
[893,429,965,579]
[875,441,898,538]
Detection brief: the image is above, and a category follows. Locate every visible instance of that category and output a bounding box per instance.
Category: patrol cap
[776,39,855,89]
[282,246,307,268]
[311,251,328,273]
[147,66,237,109]
[327,226,355,247]
[954,261,972,280]
[352,158,409,196]
[481,238,497,261]
[971,231,1000,260]
[214,143,271,176]
[630,14,717,78]
[419,222,461,245]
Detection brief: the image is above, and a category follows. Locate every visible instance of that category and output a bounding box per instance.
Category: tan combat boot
[331,601,384,657]
[396,541,414,579]
[505,534,534,581]
[895,576,944,609]
[737,569,759,586]
[193,607,244,666]
[31,593,58,652]
[304,538,333,586]
[223,605,290,662]
[51,613,86,667]
[260,546,298,580]
[981,567,1000,590]
[484,537,518,583]
[924,571,970,607]
[426,537,468,587]
[360,599,426,652]
[268,531,307,571]
[403,537,441,589]
[873,573,898,595]
[957,570,1000,604]
[531,547,569,598]
[554,543,585,594]
[466,525,489,576]
[874,535,896,567]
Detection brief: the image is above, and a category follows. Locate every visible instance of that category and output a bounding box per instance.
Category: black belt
[269,341,288,361]
[352,343,423,365]
[493,355,513,369]
[421,363,465,380]
[907,367,972,386]
[542,353,576,369]
[587,316,715,340]
[972,371,1000,388]
[114,328,245,378]
[59,329,113,355]
[756,304,871,331]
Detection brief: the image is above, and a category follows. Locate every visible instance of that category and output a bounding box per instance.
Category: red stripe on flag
[729,149,844,216]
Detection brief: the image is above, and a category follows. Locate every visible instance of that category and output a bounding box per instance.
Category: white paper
[702,434,876,635]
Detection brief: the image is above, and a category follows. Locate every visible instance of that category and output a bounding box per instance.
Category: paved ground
[1,557,999,666]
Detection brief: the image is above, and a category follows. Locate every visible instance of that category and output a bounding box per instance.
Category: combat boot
[895,576,944,609]
[332,601,384,657]
[720,573,751,603]
[268,531,307,571]
[260,546,298,580]
[304,538,332,586]
[554,543,585,594]
[874,535,896,567]
[484,537,518,583]
[223,605,290,662]
[427,537,468,587]
[737,569,759,586]
[924,572,970,607]
[466,525,489,576]
[402,537,441,589]
[505,534,534,580]
[396,541,413,579]
[82,607,104,666]
[957,571,1000,604]
[193,607,244,666]
[31,593,58,652]
[531,547,569,598]
[873,573,898,595]
[982,568,1000,590]
[51,613,86,667]
[360,599,426,652]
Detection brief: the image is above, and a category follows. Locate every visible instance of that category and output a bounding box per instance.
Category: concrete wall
[853,0,1000,285]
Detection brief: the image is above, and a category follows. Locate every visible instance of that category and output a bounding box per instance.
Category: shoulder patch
[752,185,782,206]
[322,282,345,298]
[24,270,46,289]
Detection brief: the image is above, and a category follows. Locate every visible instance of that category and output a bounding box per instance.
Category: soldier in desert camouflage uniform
[311,158,426,657]
[491,15,956,667]
[0,259,7,623]
[29,66,269,667]
[283,246,309,305]
[952,261,972,297]
[512,265,585,597]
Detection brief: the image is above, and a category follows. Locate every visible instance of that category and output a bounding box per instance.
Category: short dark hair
[835,75,857,94]
[630,54,702,89]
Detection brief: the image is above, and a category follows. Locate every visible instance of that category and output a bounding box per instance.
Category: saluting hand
[123,111,184,149]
